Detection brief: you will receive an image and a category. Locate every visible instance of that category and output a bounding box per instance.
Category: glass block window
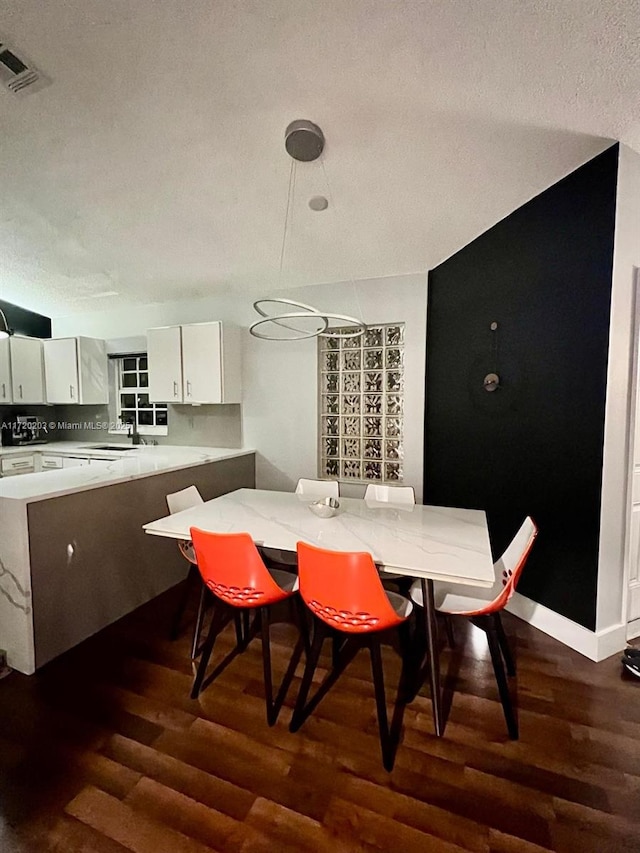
[319,324,405,482]
[115,355,168,434]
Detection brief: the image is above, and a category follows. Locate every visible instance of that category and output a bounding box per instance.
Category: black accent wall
[423,144,619,630]
[0,299,51,338]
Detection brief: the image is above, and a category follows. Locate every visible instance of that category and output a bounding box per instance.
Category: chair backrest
[166,485,204,514]
[490,516,538,612]
[364,484,415,505]
[166,486,204,564]
[190,528,287,607]
[295,478,339,499]
[296,541,404,633]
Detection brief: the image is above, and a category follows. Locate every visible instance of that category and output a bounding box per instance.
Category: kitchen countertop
[0,443,255,503]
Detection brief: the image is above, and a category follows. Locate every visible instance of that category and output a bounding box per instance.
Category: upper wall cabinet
[10,336,45,404]
[0,337,11,403]
[147,322,241,405]
[43,337,109,405]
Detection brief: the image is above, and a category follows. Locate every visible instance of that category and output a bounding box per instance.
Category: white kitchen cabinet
[0,337,12,403]
[43,337,108,404]
[147,321,241,404]
[147,325,183,403]
[9,336,45,404]
[61,456,90,468]
[40,455,63,471]
[1,454,36,476]
[87,457,115,469]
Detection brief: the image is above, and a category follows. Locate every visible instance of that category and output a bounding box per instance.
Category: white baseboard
[506,592,628,662]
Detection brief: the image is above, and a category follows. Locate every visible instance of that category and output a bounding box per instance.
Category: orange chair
[189,528,303,725]
[291,541,413,770]
[409,516,538,738]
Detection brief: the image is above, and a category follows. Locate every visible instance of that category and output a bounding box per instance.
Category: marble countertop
[0,443,254,503]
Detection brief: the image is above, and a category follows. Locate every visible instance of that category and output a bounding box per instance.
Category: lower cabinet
[40,455,63,471]
[62,456,90,468]
[1,454,36,476]
[27,454,256,670]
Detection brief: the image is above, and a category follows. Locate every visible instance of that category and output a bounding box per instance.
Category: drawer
[41,455,63,470]
[1,455,35,475]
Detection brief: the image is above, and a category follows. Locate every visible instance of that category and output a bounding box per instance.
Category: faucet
[127,422,141,445]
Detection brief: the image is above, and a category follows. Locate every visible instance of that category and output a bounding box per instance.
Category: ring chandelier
[250,120,366,342]
[249,298,366,341]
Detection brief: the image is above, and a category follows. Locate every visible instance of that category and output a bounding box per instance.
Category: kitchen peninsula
[0,443,255,674]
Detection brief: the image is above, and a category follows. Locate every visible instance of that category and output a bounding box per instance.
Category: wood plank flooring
[1,586,639,852]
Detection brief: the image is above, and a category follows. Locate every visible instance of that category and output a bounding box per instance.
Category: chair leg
[369,637,393,771]
[443,614,455,648]
[332,633,343,668]
[290,618,326,732]
[191,602,226,699]
[493,612,515,676]
[234,611,245,651]
[294,596,311,656]
[191,584,209,659]
[483,618,518,739]
[259,607,277,726]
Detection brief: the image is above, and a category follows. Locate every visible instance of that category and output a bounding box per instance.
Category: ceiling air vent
[0,41,50,95]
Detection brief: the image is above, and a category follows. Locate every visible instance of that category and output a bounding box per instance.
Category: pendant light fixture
[249,121,366,341]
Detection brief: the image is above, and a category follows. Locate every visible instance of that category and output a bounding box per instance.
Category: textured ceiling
[0,0,638,318]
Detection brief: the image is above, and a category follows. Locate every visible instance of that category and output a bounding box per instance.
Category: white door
[0,337,12,403]
[148,326,183,403]
[181,322,222,403]
[43,338,79,404]
[10,337,45,403]
[627,267,640,637]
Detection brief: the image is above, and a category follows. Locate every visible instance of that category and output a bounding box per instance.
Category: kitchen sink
[89,445,140,451]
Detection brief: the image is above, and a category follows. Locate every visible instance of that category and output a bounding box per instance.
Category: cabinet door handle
[173,381,178,397]
[70,385,75,399]
[19,384,23,398]
[186,380,192,397]
[1,382,5,398]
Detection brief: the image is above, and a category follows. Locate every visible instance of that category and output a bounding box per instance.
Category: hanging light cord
[278,158,297,283]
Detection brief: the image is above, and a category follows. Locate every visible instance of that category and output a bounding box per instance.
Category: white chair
[364,484,415,505]
[409,516,538,739]
[166,485,205,655]
[167,485,204,564]
[167,484,204,515]
[261,479,340,568]
[295,478,340,499]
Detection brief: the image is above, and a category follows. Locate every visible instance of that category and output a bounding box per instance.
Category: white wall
[52,272,428,497]
[597,144,640,633]
[241,274,427,498]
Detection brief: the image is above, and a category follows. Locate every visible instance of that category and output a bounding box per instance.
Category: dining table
[143,487,495,736]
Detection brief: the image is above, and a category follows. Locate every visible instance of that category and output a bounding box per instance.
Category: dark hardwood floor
[1,586,640,852]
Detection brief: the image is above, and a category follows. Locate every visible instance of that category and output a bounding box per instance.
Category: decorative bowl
[308,497,340,518]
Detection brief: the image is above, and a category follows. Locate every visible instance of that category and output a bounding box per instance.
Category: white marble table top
[144,488,495,586]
